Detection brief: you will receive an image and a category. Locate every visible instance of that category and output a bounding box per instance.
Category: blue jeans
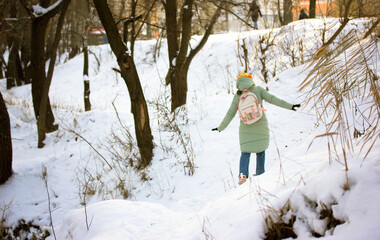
[239,151,265,177]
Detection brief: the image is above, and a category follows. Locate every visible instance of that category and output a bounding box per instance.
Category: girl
[212,72,300,185]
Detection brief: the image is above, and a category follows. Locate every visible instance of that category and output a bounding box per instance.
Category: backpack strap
[242,84,255,93]
[245,84,267,112]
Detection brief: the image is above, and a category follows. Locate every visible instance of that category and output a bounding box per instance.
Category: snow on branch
[32,0,65,18]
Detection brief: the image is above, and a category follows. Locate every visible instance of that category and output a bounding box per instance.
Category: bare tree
[283,0,293,25]
[0,91,12,185]
[6,0,22,89]
[0,2,5,78]
[117,0,158,58]
[309,0,316,18]
[19,0,71,148]
[1,0,29,89]
[6,42,23,89]
[63,0,98,111]
[93,0,154,168]
[83,27,91,112]
[82,1,94,112]
[145,0,153,38]
[163,0,222,112]
[0,51,5,79]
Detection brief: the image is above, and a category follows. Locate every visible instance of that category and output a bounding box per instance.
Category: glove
[212,128,219,131]
[292,104,301,111]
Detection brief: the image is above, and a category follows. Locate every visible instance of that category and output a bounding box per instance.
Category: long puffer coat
[217,76,293,153]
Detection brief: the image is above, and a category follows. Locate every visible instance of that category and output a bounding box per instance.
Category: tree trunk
[130,0,137,59]
[93,0,154,168]
[170,66,188,112]
[164,0,179,86]
[277,0,284,26]
[123,21,129,43]
[6,1,24,89]
[164,1,221,112]
[35,0,70,148]
[0,48,6,79]
[83,32,91,111]
[6,44,18,89]
[169,0,193,111]
[31,16,57,141]
[225,9,229,32]
[164,0,193,111]
[145,0,152,38]
[356,0,363,17]
[21,46,32,84]
[0,92,12,185]
[283,0,293,25]
[309,0,316,18]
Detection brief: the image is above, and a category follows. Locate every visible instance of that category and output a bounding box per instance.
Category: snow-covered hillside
[1,18,379,239]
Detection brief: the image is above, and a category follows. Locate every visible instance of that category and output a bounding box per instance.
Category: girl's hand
[292,104,301,111]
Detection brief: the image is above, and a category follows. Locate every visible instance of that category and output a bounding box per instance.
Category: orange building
[292,0,336,20]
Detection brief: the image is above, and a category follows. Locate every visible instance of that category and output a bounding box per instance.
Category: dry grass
[1,202,49,240]
[149,93,196,176]
[254,186,297,240]
[261,191,346,239]
[300,18,380,173]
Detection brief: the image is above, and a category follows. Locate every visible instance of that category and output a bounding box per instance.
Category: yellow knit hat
[237,72,252,80]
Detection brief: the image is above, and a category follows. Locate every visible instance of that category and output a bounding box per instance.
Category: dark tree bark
[17,0,70,147]
[21,45,32,84]
[0,54,5,79]
[309,0,316,18]
[164,0,179,87]
[283,0,293,25]
[122,14,142,58]
[277,0,284,26]
[0,91,12,185]
[145,0,152,38]
[130,0,138,59]
[164,0,222,112]
[93,0,154,168]
[30,11,56,137]
[23,0,62,147]
[224,8,229,32]
[120,0,157,58]
[6,0,24,89]
[83,29,91,112]
[34,0,71,148]
[6,43,24,89]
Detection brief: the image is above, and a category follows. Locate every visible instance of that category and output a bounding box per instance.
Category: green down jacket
[217,77,293,153]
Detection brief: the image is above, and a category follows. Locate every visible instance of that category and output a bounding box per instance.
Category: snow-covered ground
[1,18,379,239]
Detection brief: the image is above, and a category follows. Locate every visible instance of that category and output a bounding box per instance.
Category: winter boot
[238,175,247,185]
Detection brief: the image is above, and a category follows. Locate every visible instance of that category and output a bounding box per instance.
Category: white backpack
[238,89,263,124]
